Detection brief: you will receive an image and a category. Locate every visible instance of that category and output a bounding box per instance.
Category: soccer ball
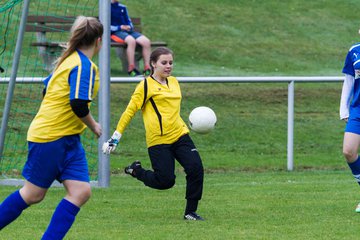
[188,106,217,134]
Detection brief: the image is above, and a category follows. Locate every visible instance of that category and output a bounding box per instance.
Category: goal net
[0,0,100,184]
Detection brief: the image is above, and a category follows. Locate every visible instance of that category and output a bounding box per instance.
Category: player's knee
[78,186,92,203]
[24,192,45,205]
[20,187,46,205]
[157,176,175,190]
[343,148,357,162]
[67,185,92,206]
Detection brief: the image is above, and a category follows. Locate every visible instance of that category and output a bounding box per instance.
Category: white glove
[102,131,122,155]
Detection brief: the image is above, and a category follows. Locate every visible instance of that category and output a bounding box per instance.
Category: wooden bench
[25,15,167,73]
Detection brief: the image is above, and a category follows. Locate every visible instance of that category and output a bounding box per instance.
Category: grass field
[1,170,360,239]
[2,0,360,239]
[2,0,358,76]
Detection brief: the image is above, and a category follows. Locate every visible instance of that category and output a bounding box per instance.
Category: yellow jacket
[116,76,189,147]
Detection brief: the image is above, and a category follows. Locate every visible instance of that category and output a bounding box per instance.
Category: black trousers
[136,134,204,201]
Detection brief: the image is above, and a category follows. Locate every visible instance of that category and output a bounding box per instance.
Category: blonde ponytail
[54,16,103,70]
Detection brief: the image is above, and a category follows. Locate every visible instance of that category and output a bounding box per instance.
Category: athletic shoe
[143,68,151,76]
[184,212,204,221]
[355,203,360,213]
[124,160,142,177]
[128,69,141,77]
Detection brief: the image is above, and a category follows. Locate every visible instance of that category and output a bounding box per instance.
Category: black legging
[136,134,204,202]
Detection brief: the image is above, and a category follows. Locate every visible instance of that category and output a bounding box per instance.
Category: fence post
[97,0,111,187]
[287,80,294,171]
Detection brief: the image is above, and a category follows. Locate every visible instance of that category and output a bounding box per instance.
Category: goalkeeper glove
[102,131,122,154]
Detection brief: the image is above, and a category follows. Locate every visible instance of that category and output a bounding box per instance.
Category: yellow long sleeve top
[115,76,189,147]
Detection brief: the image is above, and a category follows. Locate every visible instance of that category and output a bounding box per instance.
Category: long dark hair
[150,47,173,74]
[54,16,103,70]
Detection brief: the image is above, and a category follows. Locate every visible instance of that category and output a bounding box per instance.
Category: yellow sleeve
[115,80,145,134]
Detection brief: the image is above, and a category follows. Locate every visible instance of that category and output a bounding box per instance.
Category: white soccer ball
[188,106,217,134]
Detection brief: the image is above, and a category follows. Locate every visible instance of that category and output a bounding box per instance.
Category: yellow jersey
[116,76,189,147]
[27,50,100,142]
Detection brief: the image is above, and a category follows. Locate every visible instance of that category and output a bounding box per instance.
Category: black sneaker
[124,160,142,177]
[128,69,141,77]
[143,68,151,76]
[184,212,204,221]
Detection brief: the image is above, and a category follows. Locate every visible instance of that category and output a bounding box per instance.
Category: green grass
[2,0,357,76]
[1,170,360,239]
[1,1,360,239]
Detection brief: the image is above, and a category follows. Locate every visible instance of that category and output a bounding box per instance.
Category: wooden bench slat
[26,15,167,73]
[30,42,167,48]
[26,25,141,33]
[130,18,141,25]
[27,15,141,26]
[27,15,75,23]
[26,25,72,32]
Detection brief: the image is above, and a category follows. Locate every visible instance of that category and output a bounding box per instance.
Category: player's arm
[68,65,102,137]
[102,80,146,154]
[70,99,101,137]
[340,74,354,121]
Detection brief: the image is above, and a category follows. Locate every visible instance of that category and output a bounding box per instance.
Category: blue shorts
[22,135,89,188]
[111,30,142,42]
[345,118,360,135]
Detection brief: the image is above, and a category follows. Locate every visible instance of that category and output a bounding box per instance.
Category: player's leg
[343,132,360,181]
[0,181,47,230]
[125,144,176,190]
[343,118,360,180]
[41,181,91,240]
[135,34,151,75]
[42,135,90,239]
[173,134,204,220]
[124,35,140,75]
[343,120,360,213]
[0,138,64,230]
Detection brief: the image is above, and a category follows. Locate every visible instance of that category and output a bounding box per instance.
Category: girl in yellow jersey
[0,16,103,239]
[103,47,205,221]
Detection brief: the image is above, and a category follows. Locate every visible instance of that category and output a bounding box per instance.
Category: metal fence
[0,75,344,173]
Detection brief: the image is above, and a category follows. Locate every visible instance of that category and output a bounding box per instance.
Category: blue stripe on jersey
[69,50,94,101]
[69,66,79,100]
[43,74,53,88]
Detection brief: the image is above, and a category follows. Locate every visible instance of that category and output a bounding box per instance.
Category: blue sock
[348,157,360,185]
[0,190,29,230]
[41,199,80,240]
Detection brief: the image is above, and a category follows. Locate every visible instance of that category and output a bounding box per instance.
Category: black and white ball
[188,106,217,134]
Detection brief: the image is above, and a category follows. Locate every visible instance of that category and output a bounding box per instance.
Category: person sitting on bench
[111,0,151,76]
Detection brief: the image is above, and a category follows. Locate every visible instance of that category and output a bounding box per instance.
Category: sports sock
[41,198,80,240]
[0,190,29,230]
[348,156,360,185]
[185,199,198,215]
[128,64,135,72]
[144,64,150,71]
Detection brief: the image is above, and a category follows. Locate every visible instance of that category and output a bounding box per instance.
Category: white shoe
[355,203,360,213]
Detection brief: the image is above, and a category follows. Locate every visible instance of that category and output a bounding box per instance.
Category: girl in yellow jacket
[103,47,205,221]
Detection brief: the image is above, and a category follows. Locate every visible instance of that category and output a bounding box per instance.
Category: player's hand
[102,131,122,154]
[92,122,102,138]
